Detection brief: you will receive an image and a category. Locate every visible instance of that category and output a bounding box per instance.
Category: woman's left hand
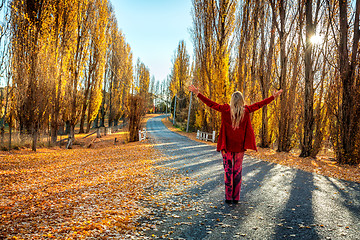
[273,89,283,98]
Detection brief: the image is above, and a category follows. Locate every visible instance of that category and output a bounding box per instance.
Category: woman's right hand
[188,85,200,96]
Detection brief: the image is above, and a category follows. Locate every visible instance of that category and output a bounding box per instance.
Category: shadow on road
[272,170,319,239]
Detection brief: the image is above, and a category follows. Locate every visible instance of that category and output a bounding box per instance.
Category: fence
[0,122,128,150]
[139,128,147,141]
[196,130,216,143]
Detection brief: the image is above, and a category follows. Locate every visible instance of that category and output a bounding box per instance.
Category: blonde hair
[230,91,245,129]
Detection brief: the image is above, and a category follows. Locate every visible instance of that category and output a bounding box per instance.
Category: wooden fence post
[196,129,216,142]
[186,92,193,132]
[139,128,147,141]
[66,137,72,149]
[173,94,177,125]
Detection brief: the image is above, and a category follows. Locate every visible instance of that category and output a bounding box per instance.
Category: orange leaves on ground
[0,131,162,239]
[246,148,360,183]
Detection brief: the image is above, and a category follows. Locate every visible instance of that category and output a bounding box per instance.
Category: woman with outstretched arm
[188,85,283,204]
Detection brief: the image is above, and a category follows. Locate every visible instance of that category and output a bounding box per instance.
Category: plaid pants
[221,151,245,201]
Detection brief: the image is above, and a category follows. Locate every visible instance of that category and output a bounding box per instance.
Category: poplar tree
[191,0,237,132]
[11,0,53,151]
[49,0,74,144]
[79,0,108,133]
[64,0,92,142]
[169,40,190,122]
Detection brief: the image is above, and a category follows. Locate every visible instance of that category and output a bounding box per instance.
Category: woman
[188,85,282,204]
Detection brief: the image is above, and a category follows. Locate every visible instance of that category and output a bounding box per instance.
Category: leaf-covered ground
[0,117,170,239]
[162,117,360,183]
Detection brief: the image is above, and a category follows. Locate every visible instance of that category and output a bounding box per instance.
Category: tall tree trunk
[71,124,75,139]
[79,80,90,134]
[50,81,61,144]
[259,0,274,148]
[50,4,65,145]
[99,84,106,128]
[300,0,315,157]
[277,0,290,152]
[1,76,10,145]
[65,121,71,135]
[108,72,114,128]
[259,36,269,147]
[79,108,86,133]
[128,95,143,142]
[86,95,93,133]
[68,124,75,149]
[19,122,25,145]
[32,126,38,152]
[311,64,326,157]
[237,0,250,93]
[93,113,99,129]
[0,126,3,145]
[50,95,59,144]
[8,116,12,151]
[50,124,57,144]
[284,0,304,153]
[337,0,360,165]
[249,0,259,104]
[100,109,105,127]
[29,46,39,152]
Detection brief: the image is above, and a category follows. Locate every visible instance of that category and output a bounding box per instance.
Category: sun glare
[310,35,322,44]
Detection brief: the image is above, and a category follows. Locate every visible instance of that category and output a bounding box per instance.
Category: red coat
[197,93,275,152]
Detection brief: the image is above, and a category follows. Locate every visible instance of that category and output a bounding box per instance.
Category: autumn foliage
[0,0,136,151]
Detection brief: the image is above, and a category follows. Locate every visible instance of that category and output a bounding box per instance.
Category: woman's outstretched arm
[188,85,227,112]
[247,89,283,113]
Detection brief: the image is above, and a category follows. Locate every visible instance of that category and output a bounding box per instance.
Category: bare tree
[336,0,360,164]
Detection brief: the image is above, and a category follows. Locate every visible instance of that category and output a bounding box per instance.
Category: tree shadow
[272,169,319,240]
[321,176,360,217]
[236,158,277,202]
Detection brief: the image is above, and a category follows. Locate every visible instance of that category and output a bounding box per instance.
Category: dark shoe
[233,200,239,204]
[225,200,232,204]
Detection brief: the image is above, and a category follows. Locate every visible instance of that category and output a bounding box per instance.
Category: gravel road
[140,115,360,240]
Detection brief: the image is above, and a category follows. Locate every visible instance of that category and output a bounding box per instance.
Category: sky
[111,0,194,83]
